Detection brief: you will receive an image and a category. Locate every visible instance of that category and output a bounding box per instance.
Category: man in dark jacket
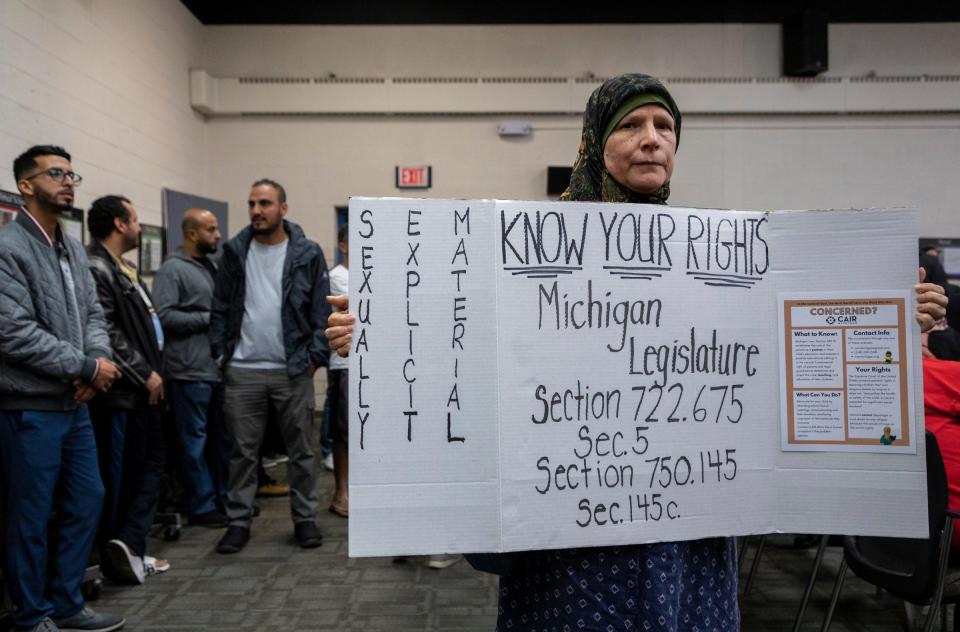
[86,195,169,585]
[211,179,331,553]
[152,209,230,528]
[0,146,124,632]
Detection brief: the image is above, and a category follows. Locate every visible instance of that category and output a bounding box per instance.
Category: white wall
[0,0,205,228]
[200,24,960,256]
[205,113,960,245]
[2,13,959,254]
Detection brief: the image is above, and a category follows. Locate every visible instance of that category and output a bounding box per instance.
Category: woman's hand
[325,295,355,358]
[916,267,948,333]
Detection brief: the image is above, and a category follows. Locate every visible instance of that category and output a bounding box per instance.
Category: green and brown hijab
[561,73,682,205]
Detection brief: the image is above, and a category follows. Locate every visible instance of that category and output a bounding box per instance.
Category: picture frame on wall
[0,189,20,227]
[139,224,165,276]
[1,188,85,243]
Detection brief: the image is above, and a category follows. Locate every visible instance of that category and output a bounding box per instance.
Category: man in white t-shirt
[210,179,331,553]
[327,223,349,517]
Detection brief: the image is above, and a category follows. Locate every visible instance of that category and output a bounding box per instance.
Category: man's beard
[124,233,140,253]
[198,240,218,255]
[250,218,281,236]
[36,187,72,212]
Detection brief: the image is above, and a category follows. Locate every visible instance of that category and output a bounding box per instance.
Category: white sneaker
[322,453,334,471]
[427,554,462,569]
[142,555,170,577]
[105,539,144,584]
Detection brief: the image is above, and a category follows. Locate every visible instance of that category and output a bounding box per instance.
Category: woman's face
[603,104,677,195]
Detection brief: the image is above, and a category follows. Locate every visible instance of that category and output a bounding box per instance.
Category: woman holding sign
[325,73,947,631]
[490,74,742,631]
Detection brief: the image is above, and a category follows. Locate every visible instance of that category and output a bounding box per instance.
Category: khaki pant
[223,367,317,527]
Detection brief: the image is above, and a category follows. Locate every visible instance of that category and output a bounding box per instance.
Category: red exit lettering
[401,168,423,185]
[396,166,431,189]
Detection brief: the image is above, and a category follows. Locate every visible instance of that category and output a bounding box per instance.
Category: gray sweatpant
[223,367,318,527]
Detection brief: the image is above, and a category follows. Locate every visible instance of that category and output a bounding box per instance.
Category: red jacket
[923,357,960,546]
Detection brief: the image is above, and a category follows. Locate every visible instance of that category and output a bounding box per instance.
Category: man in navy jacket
[210,178,330,554]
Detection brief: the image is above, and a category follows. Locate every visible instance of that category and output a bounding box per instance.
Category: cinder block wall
[0,0,206,228]
[3,6,958,261]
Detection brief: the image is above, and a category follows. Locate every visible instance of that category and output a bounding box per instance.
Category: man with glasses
[0,145,125,631]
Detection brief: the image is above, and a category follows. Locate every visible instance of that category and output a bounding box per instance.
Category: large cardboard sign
[348,199,926,557]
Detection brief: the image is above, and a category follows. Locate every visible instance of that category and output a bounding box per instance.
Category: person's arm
[80,260,113,360]
[0,248,102,382]
[153,265,210,334]
[307,251,332,371]
[88,258,152,385]
[210,251,233,363]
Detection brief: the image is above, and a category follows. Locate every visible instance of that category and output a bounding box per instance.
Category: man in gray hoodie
[152,208,230,528]
[0,145,125,632]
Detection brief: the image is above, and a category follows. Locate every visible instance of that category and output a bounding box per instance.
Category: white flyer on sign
[777,291,916,453]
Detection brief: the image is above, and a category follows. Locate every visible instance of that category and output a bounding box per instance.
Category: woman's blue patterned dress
[496,538,739,631]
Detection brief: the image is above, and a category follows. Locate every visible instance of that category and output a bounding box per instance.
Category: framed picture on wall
[1,189,85,243]
[139,224,165,276]
[1,189,22,227]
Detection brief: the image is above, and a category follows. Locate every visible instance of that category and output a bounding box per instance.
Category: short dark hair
[337,222,349,245]
[13,145,71,181]
[251,178,286,204]
[88,195,132,240]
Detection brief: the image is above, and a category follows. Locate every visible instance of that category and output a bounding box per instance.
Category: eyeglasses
[24,168,83,186]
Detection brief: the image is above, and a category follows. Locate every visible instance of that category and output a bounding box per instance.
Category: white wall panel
[0,0,205,227]
[2,10,958,259]
[204,114,959,260]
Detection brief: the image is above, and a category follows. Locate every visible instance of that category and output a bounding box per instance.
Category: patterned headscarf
[561,73,681,205]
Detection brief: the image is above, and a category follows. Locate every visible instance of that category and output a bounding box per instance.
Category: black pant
[91,406,166,556]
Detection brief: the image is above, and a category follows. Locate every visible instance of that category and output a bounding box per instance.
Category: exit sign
[395,166,432,189]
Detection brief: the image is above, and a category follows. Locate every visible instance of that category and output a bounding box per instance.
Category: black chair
[821,431,960,632]
[738,534,768,597]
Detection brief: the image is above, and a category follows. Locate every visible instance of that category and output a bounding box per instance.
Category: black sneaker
[294,522,322,548]
[52,607,124,631]
[216,526,250,554]
[188,510,229,528]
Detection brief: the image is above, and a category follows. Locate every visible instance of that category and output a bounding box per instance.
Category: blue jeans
[91,407,166,557]
[169,380,229,515]
[0,407,104,628]
[92,410,126,545]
